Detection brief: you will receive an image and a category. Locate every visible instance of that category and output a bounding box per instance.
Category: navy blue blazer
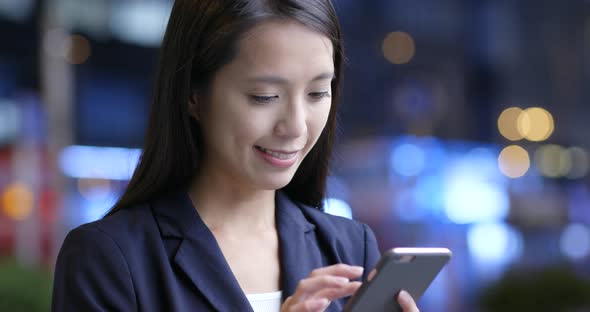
[52,191,381,311]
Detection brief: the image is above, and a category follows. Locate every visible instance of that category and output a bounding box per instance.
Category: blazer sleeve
[362,223,382,282]
[52,225,137,312]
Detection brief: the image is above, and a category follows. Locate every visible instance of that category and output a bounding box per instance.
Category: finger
[309,264,364,280]
[288,298,330,312]
[397,290,420,312]
[290,275,351,302]
[312,281,362,301]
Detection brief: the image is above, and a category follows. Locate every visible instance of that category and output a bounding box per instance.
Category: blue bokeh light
[560,223,590,261]
[323,198,353,219]
[82,193,119,223]
[59,145,141,180]
[391,142,426,177]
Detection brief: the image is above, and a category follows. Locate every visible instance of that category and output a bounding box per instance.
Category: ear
[188,93,200,120]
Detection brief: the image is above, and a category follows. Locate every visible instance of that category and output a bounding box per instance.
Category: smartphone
[343,247,452,312]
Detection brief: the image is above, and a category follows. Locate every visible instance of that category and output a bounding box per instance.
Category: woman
[52,0,420,311]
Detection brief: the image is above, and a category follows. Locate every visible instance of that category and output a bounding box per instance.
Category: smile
[255,146,298,160]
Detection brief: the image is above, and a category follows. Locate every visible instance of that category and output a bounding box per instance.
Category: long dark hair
[108,0,344,215]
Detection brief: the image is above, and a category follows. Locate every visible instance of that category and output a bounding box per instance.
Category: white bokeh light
[444,180,509,224]
[467,222,523,266]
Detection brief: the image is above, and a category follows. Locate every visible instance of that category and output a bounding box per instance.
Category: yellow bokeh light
[382,31,415,65]
[567,147,589,179]
[534,144,571,178]
[498,107,525,141]
[1,182,34,221]
[66,35,91,65]
[498,145,530,178]
[517,107,554,142]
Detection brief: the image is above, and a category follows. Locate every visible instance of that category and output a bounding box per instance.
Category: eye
[309,91,331,101]
[250,95,279,104]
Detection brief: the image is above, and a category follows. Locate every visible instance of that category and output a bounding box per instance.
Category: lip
[254,146,300,168]
[256,146,301,154]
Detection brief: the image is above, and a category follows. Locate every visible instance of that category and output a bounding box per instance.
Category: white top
[246,291,282,312]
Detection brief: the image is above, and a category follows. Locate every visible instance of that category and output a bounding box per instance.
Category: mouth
[254,146,299,160]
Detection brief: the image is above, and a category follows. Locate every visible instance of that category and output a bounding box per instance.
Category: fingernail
[353,266,364,274]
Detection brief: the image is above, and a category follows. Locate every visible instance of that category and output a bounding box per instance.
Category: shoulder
[53,207,144,310]
[60,202,155,258]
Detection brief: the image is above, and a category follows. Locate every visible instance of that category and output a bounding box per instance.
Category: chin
[255,172,296,191]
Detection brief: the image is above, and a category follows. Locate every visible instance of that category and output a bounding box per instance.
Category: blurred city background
[1,0,590,311]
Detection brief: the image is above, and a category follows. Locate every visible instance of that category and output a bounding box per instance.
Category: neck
[188,170,276,234]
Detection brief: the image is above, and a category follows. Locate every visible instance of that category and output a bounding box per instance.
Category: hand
[281,264,364,312]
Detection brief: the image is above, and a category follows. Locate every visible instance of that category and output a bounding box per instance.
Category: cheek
[226,107,273,146]
[204,93,264,144]
[233,119,266,144]
[309,104,332,139]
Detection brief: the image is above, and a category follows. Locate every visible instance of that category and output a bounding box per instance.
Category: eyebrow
[246,72,335,85]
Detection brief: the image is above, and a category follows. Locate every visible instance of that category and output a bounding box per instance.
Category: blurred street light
[382,31,415,65]
[498,145,530,178]
[498,107,525,141]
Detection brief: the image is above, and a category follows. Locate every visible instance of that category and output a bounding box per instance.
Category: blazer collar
[151,191,319,311]
[274,191,321,301]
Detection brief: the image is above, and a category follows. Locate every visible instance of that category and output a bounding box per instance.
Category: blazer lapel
[152,192,253,312]
[275,192,325,301]
[276,193,347,312]
[152,191,329,311]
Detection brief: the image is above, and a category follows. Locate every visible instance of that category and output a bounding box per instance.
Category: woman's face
[194,20,334,191]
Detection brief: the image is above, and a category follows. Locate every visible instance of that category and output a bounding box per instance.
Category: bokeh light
[443,154,509,224]
[43,30,91,64]
[110,1,171,47]
[0,99,21,143]
[534,144,572,178]
[560,223,590,260]
[390,143,426,177]
[497,107,525,141]
[443,180,509,224]
[566,147,589,179]
[498,145,530,178]
[517,107,554,142]
[323,198,353,219]
[82,193,119,223]
[66,34,91,64]
[382,31,415,65]
[59,145,141,180]
[1,182,34,221]
[77,178,112,200]
[467,222,523,266]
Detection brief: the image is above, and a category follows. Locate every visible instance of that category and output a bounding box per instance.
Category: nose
[274,95,306,139]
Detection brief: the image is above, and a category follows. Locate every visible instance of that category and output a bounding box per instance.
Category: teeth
[258,147,296,160]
